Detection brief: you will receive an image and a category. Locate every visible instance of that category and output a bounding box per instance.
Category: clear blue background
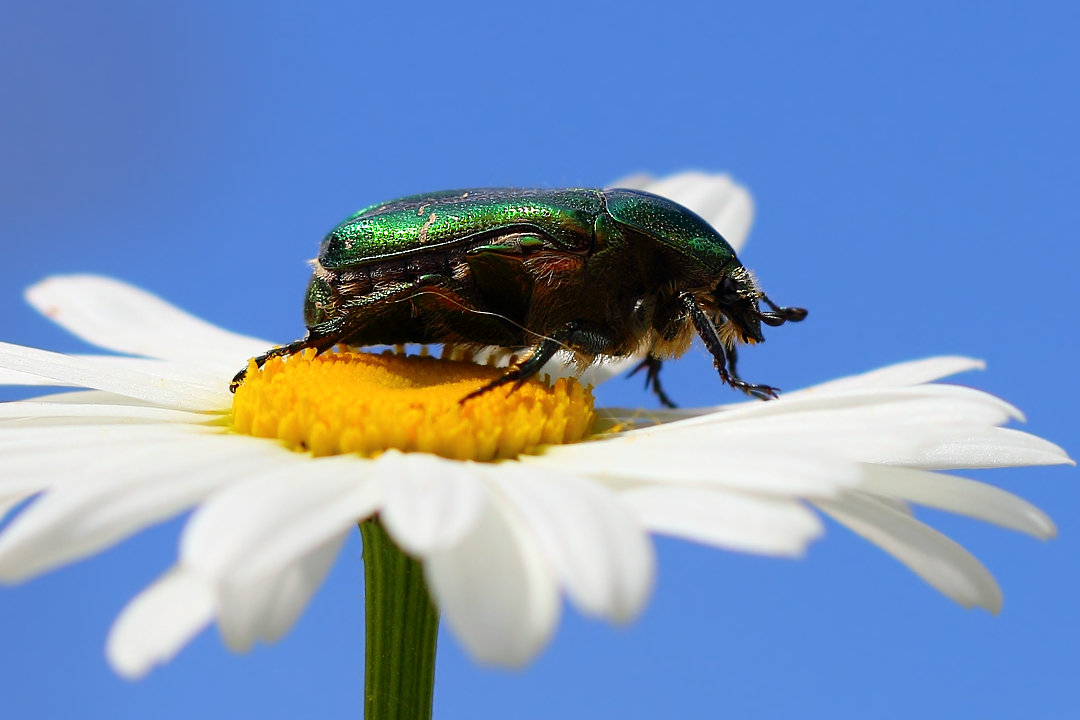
[1,1,1076,717]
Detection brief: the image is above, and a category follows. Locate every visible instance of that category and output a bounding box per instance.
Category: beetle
[231,187,806,406]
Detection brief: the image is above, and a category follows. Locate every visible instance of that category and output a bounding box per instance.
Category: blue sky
[1,2,1076,718]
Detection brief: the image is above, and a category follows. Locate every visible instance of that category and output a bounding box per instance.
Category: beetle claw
[717,365,779,401]
[745,383,780,401]
[229,333,339,393]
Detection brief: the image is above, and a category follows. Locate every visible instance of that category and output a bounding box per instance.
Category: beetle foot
[229,334,339,393]
[719,368,779,401]
[230,344,295,392]
[459,373,518,404]
[743,383,780,401]
[229,369,248,393]
[460,332,570,404]
[629,356,678,408]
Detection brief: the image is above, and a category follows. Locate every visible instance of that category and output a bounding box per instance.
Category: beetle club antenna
[757,292,808,326]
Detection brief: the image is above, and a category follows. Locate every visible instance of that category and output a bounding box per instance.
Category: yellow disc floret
[231,349,595,461]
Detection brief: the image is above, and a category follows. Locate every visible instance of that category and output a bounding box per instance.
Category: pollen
[230,349,595,461]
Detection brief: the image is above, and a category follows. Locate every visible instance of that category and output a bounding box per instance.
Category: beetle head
[710,265,807,347]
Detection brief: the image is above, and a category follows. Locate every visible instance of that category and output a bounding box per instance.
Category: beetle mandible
[230,187,807,406]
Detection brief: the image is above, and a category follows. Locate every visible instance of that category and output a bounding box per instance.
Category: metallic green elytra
[231,188,807,406]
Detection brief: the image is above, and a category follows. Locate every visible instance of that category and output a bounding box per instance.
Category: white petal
[681,357,992,417]
[0,422,218,455]
[0,494,30,524]
[0,431,215,500]
[619,418,929,470]
[376,451,488,556]
[874,495,914,516]
[181,460,381,585]
[20,389,159,406]
[534,352,645,389]
[106,567,215,680]
[486,464,655,623]
[900,427,1074,469]
[0,401,207,423]
[859,465,1056,539]
[652,385,1022,433]
[573,354,645,388]
[620,388,1028,469]
[787,356,987,395]
[530,437,860,498]
[816,492,1002,612]
[0,356,221,390]
[26,275,271,369]
[0,443,91,492]
[0,342,227,410]
[0,367,78,387]
[218,531,348,652]
[621,486,823,557]
[606,172,654,190]
[0,441,285,582]
[425,495,559,667]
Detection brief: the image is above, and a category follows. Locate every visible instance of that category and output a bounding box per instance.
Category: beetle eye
[717,276,743,304]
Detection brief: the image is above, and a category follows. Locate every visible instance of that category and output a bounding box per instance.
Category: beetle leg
[721,343,777,401]
[229,330,342,392]
[231,342,298,392]
[459,337,562,404]
[230,281,422,392]
[460,322,611,404]
[628,355,678,408]
[678,292,779,400]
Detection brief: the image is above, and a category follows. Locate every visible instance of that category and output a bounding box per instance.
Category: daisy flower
[0,173,1070,693]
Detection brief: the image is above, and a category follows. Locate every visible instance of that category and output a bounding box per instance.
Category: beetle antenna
[757,292,808,326]
[394,289,577,354]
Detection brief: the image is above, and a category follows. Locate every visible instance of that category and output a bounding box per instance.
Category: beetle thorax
[645,321,697,360]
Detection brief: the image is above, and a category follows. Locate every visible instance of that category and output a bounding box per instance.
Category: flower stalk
[361,517,440,720]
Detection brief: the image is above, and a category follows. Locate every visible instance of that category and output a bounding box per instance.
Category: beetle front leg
[722,343,777,401]
[678,292,779,400]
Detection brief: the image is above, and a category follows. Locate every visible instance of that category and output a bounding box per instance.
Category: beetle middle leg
[630,292,696,407]
[460,322,611,404]
[629,355,678,409]
[679,292,779,400]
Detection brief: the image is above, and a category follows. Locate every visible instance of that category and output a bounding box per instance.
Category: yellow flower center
[230,350,595,461]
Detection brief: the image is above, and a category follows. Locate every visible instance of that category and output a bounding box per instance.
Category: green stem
[360,517,440,720]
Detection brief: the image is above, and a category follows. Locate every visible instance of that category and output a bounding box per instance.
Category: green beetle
[231,188,806,406]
